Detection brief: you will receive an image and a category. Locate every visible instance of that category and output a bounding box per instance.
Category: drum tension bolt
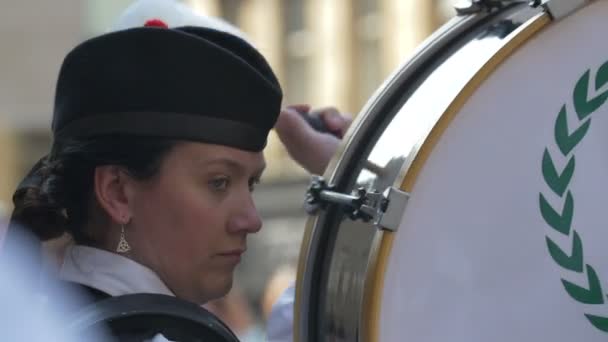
[305,175,388,223]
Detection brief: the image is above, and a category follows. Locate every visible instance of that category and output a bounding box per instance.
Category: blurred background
[0,0,456,339]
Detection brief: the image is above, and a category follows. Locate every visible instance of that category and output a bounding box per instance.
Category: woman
[7,17,349,341]
[14,21,284,303]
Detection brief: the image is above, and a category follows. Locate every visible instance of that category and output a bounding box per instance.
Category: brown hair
[10,136,176,244]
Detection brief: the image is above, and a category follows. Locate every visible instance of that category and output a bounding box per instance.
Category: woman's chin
[192,274,234,304]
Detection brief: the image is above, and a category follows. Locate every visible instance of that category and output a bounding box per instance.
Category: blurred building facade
[0,0,455,322]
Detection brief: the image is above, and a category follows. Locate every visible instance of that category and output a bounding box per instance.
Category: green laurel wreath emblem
[540,59,608,333]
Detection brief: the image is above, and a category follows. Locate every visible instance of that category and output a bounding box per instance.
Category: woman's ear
[93,166,134,224]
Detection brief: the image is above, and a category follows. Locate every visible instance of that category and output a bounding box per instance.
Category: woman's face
[127,142,265,304]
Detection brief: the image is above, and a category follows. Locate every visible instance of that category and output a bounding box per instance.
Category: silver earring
[116,224,131,253]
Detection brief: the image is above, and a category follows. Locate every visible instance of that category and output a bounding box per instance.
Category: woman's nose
[227,197,262,234]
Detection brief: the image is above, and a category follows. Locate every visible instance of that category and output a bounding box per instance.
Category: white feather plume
[111,0,252,44]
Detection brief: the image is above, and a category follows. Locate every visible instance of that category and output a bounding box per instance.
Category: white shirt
[59,245,175,342]
[59,245,173,297]
[59,245,296,342]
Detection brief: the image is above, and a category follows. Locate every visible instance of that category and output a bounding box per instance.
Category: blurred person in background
[3,0,350,340]
[261,265,296,321]
[267,104,350,342]
[0,225,109,341]
[204,265,297,342]
[205,285,265,342]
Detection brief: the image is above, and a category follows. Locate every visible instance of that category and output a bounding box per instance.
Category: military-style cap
[52,23,282,151]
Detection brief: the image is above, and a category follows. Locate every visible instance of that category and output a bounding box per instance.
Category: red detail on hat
[144,19,169,28]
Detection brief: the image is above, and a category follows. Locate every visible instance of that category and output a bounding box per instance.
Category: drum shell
[295,3,546,342]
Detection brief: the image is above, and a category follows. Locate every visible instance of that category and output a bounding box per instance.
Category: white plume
[112,0,251,43]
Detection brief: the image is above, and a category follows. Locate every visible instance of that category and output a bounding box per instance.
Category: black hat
[52,25,282,152]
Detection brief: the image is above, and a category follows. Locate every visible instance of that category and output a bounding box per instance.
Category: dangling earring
[116,224,131,253]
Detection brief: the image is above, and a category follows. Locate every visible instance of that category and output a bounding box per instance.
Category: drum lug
[305,176,409,231]
[377,186,409,231]
[530,0,589,20]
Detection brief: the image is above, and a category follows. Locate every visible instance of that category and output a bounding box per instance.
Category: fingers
[274,106,342,174]
[313,107,353,138]
[286,104,311,113]
[279,105,353,139]
[275,107,315,140]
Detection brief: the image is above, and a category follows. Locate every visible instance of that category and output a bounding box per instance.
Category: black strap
[69,293,240,342]
[80,284,112,303]
[58,282,112,306]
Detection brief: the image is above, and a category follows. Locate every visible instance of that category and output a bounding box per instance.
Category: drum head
[296,1,608,341]
[380,2,608,341]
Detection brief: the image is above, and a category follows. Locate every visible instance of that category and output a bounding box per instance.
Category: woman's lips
[217,249,246,264]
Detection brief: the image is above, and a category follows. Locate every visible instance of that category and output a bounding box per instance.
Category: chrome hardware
[454,0,515,15]
[535,0,590,20]
[378,187,410,231]
[305,176,409,231]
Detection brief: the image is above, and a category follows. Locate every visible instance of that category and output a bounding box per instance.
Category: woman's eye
[209,177,230,191]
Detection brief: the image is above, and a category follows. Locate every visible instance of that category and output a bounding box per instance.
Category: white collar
[59,245,174,297]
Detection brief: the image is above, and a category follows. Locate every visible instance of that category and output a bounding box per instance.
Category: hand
[274,104,352,175]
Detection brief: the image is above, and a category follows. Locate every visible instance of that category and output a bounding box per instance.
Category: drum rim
[294,3,537,341]
[294,13,480,342]
[362,12,552,342]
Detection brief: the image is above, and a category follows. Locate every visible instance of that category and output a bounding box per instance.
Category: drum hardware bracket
[529,0,589,20]
[453,0,516,15]
[305,175,409,232]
